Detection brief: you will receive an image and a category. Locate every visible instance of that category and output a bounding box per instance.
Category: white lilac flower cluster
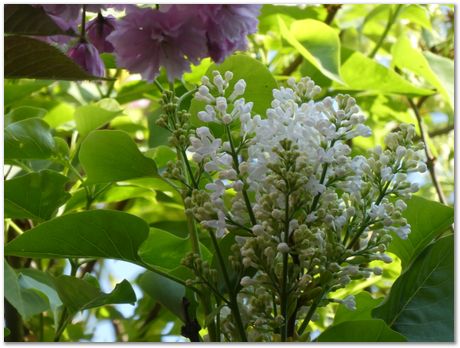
[183,72,425,341]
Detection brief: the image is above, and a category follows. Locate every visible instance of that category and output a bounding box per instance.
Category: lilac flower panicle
[67,42,106,77]
[87,14,116,53]
[107,6,208,81]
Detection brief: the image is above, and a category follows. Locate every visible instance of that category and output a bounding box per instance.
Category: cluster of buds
[163,72,426,341]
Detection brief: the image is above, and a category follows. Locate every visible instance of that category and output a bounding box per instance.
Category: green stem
[280,193,290,341]
[345,180,391,250]
[104,69,121,98]
[224,125,256,226]
[297,287,327,337]
[209,232,247,342]
[53,309,71,342]
[79,5,87,41]
[408,98,447,204]
[369,5,403,58]
[165,84,218,341]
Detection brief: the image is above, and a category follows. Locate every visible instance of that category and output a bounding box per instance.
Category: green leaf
[18,268,62,313]
[139,228,212,270]
[5,4,75,36]
[373,235,454,342]
[53,276,136,313]
[336,48,435,96]
[423,51,454,109]
[400,5,432,30]
[5,210,149,264]
[5,170,71,221]
[75,98,124,137]
[392,37,452,108]
[116,80,160,105]
[4,80,51,107]
[79,130,158,184]
[43,103,75,128]
[189,55,278,123]
[317,319,406,342]
[211,233,251,294]
[147,108,170,148]
[333,292,383,325]
[5,36,107,81]
[388,196,453,269]
[5,106,47,125]
[4,261,49,319]
[144,145,177,169]
[100,53,117,69]
[278,17,343,83]
[138,271,186,321]
[4,118,56,160]
[4,328,11,337]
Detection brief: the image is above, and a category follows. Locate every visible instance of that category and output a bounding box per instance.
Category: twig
[368,5,403,58]
[429,124,454,138]
[408,98,447,204]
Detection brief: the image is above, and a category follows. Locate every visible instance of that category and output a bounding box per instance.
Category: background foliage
[4,4,454,342]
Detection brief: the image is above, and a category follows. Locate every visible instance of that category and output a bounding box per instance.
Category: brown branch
[281,5,342,76]
[429,124,454,138]
[408,98,447,204]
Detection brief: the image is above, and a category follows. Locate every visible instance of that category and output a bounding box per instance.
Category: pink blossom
[67,42,106,77]
[107,6,207,81]
[168,5,261,63]
[86,14,116,53]
[38,5,82,32]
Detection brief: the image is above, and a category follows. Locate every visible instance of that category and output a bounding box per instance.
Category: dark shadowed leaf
[373,236,454,342]
[4,118,55,160]
[317,319,406,342]
[5,36,107,81]
[53,276,136,313]
[138,271,186,321]
[5,4,75,36]
[139,228,212,270]
[5,170,70,221]
[388,196,454,269]
[4,261,49,319]
[18,268,63,314]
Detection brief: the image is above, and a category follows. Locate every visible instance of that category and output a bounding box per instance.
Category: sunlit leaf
[79,130,158,184]
[278,17,342,83]
[5,210,149,264]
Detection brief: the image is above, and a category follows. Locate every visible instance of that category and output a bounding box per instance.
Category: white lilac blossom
[176,72,426,341]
